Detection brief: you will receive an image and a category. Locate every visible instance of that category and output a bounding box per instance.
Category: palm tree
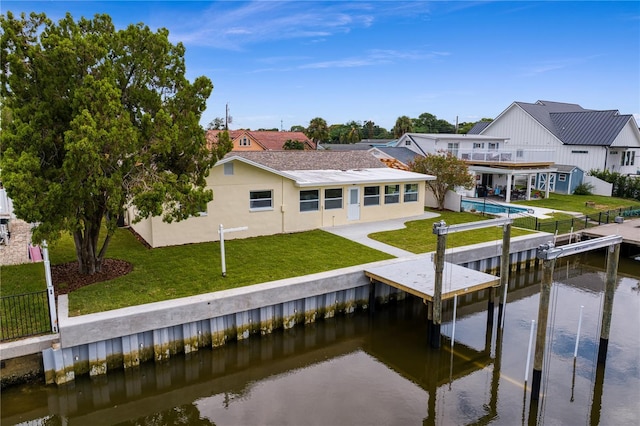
[306,117,329,145]
[393,115,413,138]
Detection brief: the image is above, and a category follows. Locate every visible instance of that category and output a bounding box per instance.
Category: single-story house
[129,151,435,248]
[207,130,316,151]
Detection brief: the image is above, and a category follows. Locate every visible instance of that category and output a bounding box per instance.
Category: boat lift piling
[530,235,622,402]
[431,218,512,348]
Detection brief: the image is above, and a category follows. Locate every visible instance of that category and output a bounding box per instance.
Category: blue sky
[3,1,639,131]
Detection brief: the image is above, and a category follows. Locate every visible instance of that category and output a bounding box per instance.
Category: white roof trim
[285,168,435,187]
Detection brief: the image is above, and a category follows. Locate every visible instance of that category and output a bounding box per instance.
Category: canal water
[2,252,639,425]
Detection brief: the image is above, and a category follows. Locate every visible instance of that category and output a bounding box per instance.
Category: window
[571,150,588,154]
[239,137,250,146]
[250,190,272,210]
[324,188,343,210]
[363,186,380,206]
[224,163,234,175]
[623,151,636,166]
[405,140,411,146]
[473,143,485,149]
[516,149,524,158]
[404,183,419,202]
[488,142,499,150]
[558,174,567,182]
[300,190,319,212]
[385,185,400,204]
[447,142,459,157]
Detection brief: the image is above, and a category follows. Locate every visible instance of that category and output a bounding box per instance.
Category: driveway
[322,212,441,257]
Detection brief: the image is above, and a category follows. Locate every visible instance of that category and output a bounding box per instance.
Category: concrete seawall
[1,233,552,387]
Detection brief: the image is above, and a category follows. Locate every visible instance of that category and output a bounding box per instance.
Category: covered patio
[470,165,557,203]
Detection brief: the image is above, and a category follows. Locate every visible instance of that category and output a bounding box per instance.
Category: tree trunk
[72,214,112,275]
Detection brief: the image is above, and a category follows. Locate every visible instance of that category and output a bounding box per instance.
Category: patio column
[505,174,512,203]
[526,173,533,201]
[545,172,551,198]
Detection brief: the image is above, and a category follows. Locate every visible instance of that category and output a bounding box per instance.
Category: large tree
[1,12,215,274]
[409,151,474,210]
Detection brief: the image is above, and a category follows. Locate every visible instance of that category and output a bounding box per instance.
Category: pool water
[461,199,531,215]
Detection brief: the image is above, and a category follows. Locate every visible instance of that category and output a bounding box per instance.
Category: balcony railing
[458,148,555,165]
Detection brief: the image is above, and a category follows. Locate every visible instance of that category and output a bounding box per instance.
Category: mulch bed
[51,259,133,296]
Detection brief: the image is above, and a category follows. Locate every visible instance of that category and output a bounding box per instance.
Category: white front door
[347,187,360,221]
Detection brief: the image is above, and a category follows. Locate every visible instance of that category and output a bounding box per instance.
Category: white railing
[458,149,555,164]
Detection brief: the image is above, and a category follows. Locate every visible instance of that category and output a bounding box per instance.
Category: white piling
[568,226,574,244]
[219,224,227,277]
[451,294,458,348]
[42,240,58,333]
[574,305,584,358]
[525,319,535,382]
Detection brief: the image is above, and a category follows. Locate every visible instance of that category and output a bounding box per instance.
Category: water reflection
[2,255,639,425]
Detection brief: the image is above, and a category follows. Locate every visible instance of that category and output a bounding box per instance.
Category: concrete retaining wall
[2,233,551,386]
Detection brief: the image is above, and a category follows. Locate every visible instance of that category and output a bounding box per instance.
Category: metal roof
[516,100,632,146]
[285,168,435,187]
[467,121,491,134]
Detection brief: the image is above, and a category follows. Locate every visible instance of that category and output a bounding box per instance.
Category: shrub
[573,182,594,195]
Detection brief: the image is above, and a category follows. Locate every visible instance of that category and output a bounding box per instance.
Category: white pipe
[219,224,226,277]
[525,319,535,382]
[42,240,58,333]
[451,294,458,348]
[574,305,584,358]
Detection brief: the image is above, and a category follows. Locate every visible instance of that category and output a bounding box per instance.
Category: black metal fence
[513,207,640,234]
[1,290,51,341]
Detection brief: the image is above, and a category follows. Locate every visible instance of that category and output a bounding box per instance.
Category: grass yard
[369,210,534,253]
[511,192,640,213]
[2,228,394,316]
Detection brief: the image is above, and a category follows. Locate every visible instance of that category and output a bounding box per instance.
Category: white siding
[483,105,559,148]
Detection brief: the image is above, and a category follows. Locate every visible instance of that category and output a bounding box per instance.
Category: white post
[574,305,584,358]
[42,241,58,333]
[451,293,458,348]
[525,320,535,382]
[219,224,227,277]
[218,224,248,277]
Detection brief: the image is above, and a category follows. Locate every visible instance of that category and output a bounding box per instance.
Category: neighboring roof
[467,121,491,134]
[506,100,633,147]
[207,130,315,150]
[218,151,434,187]
[375,147,422,165]
[554,164,582,173]
[401,133,507,141]
[319,143,373,151]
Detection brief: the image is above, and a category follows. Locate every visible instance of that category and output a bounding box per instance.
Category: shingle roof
[225,150,387,171]
[207,130,315,150]
[515,100,632,146]
[376,147,422,165]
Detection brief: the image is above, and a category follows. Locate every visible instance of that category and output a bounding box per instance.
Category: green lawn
[369,210,534,253]
[2,228,393,316]
[511,192,640,213]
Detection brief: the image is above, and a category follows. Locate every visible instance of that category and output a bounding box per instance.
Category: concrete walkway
[322,212,441,257]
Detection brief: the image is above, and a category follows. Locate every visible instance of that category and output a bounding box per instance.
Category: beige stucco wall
[130,160,428,248]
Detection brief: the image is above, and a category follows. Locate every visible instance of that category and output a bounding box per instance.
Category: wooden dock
[581,218,640,247]
[364,255,500,302]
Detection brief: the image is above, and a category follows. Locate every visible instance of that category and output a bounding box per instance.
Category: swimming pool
[461,199,531,215]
